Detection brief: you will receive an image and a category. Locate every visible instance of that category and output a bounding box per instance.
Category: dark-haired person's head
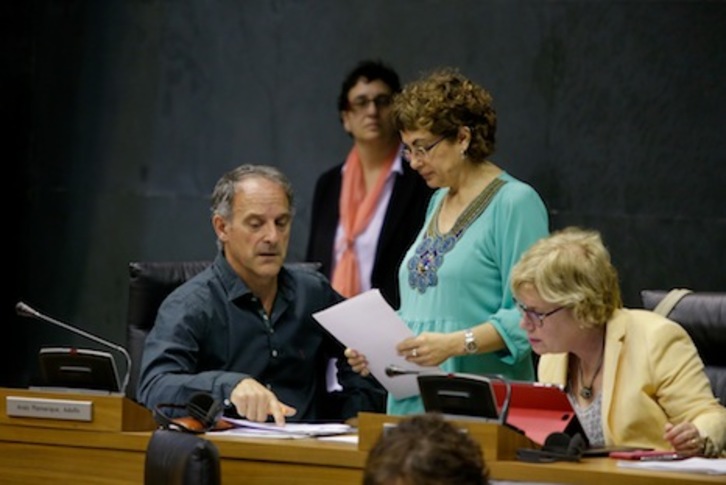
[337,59,401,113]
[337,59,401,144]
[363,413,489,485]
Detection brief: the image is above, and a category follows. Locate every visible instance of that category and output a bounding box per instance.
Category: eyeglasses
[402,135,448,163]
[347,94,393,112]
[517,302,565,327]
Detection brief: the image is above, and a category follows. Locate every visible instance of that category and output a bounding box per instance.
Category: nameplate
[6,396,93,422]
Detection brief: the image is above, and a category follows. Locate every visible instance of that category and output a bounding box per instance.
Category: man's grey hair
[210,164,295,220]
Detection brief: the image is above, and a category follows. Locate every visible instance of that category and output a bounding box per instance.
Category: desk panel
[222,461,362,484]
[490,458,724,485]
[0,441,143,485]
[1,424,722,485]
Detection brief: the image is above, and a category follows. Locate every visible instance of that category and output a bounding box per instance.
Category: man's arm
[136,291,248,410]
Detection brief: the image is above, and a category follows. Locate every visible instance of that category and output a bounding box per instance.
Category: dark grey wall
[6,1,725,387]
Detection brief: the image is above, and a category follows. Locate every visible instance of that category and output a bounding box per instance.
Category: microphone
[385,365,421,377]
[16,301,131,396]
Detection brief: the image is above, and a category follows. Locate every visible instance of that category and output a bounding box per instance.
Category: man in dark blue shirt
[137,164,385,424]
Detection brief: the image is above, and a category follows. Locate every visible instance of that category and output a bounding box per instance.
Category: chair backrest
[144,429,221,485]
[126,261,212,400]
[641,289,726,405]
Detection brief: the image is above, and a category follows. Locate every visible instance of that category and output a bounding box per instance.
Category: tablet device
[38,346,121,393]
[491,380,585,446]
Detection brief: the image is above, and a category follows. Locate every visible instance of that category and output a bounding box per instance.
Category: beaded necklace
[407,177,505,293]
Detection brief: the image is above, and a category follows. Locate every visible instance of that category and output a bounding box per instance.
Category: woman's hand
[664,421,705,456]
[344,347,370,376]
[396,332,460,367]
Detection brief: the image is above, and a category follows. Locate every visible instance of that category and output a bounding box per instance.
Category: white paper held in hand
[312,289,440,400]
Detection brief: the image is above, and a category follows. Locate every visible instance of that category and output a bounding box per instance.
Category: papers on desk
[215,417,354,439]
[312,289,440,400]
[617,457,726,475]
[317,434,359,445]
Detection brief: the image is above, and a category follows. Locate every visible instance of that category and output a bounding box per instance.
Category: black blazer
[305,161,434,309]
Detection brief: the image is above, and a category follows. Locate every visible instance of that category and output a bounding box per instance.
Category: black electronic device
[16,301,131,395]
[38,346,121,393]
[416,371,511,423]
[153,392,229,434]
[516,432,586,463]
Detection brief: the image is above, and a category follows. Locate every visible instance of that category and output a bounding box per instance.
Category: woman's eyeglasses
[402,135,448,163]
[517,302,565,327]
[347,94,393,112]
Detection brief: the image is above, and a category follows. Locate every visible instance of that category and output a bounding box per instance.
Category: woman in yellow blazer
[510,227,726,457]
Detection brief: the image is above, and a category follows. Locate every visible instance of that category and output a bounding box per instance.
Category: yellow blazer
[538,308,726,452]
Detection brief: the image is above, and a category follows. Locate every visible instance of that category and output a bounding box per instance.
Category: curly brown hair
[390,68,497,163]
[363,413,489,485]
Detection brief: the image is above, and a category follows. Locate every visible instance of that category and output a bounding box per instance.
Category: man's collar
[213,251,294,303]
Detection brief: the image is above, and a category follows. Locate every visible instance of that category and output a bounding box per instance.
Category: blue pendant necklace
[407,178,505,293]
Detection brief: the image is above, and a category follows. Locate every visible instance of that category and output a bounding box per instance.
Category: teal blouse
[389,172,549,415]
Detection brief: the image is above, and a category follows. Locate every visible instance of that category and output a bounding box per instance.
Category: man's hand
[229,378,297,426]
[344,347,370,376]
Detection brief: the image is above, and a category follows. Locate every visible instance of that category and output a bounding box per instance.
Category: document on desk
[217,417,353,439]
[617,457,726,475]
[312,289,440,400]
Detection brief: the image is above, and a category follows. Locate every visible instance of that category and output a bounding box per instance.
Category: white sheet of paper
[220,417,353,437]
[617,457,726,475]
[313,289,440,400]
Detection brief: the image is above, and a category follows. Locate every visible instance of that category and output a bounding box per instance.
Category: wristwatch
[464,329,478,354]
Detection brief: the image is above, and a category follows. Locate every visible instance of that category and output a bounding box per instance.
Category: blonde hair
[510,227,622,328]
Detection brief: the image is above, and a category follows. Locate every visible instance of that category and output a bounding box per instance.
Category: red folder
[492,381,584,446]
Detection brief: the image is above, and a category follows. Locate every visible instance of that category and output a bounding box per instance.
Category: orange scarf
[331,146,397,297]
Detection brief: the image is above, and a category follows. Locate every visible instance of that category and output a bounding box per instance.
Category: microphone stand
[16,301,131,397]
[385,365,421,377]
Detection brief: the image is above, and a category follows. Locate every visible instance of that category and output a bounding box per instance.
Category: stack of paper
[617,457,726,475]
[214,417,354,439]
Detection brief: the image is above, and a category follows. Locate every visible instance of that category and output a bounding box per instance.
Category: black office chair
[126,261,212,401]
[144,429,221,485]
[641,289,726,405]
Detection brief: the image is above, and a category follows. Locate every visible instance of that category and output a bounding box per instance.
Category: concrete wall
[6,0,725,387]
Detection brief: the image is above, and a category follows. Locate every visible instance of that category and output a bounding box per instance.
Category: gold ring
[411,348,418,358]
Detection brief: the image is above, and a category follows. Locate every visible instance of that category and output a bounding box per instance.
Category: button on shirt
[137,252,385,421]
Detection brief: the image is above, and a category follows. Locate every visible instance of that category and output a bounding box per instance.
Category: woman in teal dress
[346,68,549,415]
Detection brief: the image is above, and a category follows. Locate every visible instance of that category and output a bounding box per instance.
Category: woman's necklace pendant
[407,232,459,293]
[580,386,593,400]
[406,178,507,295]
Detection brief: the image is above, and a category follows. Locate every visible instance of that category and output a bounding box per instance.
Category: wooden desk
[0,424,365,484]
[1,424,722,485]
[489,459,723,485]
